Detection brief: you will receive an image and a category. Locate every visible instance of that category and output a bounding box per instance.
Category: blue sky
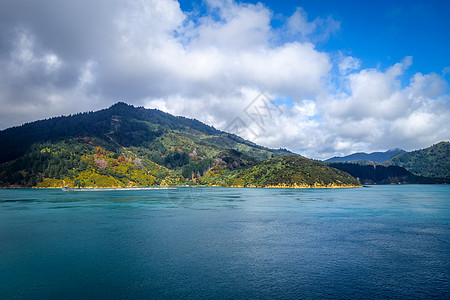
[179,0,450,77]
[300,0,450,78]
[0,0,448,159]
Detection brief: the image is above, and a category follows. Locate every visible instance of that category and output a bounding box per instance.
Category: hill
[385,142,450,178]
[325,149,405,163]
[0,102,282,164]
[328,162,450,185]
[0,103,360,188]
[200,155,360,188]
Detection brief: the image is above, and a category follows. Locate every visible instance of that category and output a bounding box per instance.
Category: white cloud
[310,58,450,158]
[286,7,315,37]
[0,0,448,159]
[190,0,271,50]
[338,55,361,75]
[284,7,340,42]
[11,28,34,65]
[407,72,447,98]
[325,57,414,121]
[42,54,62,73]
[78,60,97,87]
[8,28,62,77]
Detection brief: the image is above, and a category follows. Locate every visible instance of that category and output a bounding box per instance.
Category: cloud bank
[0,0,448,159]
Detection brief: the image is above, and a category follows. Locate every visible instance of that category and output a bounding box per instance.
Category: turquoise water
[0,185,449,299]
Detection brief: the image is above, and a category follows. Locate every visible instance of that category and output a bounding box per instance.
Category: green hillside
[199,155,360,188]
[385,142,450,178]
[0,138,182,188]
[328,162,450,185]
[0,103,360,188]
[0,102,282,165]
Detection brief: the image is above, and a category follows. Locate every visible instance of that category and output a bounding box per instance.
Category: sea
[0,185,448,299]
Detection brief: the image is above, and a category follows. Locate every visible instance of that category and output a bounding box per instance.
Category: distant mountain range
[0,102,359,188]
[1,103,447,188]
[325,149,406,163]
[326,142,450,182]
[328,163,449,185]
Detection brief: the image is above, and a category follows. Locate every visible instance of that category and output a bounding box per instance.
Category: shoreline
[2,183,449,190]
[1,184,363,190]
[61,187,177,191]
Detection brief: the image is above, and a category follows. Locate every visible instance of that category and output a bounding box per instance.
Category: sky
[0,0,449,159]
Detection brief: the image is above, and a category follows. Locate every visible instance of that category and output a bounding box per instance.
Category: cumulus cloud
[311,58,450,158]
[0,0,448,159]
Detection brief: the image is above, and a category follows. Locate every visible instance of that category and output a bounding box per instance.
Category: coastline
[61,186,177,191]
[1,183,362,190]
[3,183,449,190]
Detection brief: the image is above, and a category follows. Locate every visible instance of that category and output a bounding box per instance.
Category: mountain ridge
[328,162,449,184]
[384,141,449,178]
[325,142,450,180]
[325,148,406,163]
[0,102,281,164]
[0,102,360,188]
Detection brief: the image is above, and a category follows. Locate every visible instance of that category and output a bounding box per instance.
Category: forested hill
[201,155,361,188]
[0,102,277,164]
[0,102,360,188]
[385,142,450,178]
[328,163,450,185]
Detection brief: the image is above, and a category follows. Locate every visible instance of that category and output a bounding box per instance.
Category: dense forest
[324,142,449,180]
[0,103,360,188]
[328,163,450,185]
[201,155,360,188]
[384,142,449,178]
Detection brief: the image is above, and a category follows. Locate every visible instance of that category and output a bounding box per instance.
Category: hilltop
[385,142,450,178]
[325,142,450,183]
[328,162,449,185]
[201,155,360,188]
[325,149,405,163]
[0,103,360,188]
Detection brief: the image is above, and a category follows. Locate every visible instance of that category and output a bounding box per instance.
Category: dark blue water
[0,185,449,299]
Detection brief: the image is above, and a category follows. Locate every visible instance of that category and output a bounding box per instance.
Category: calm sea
[0,185,449,299]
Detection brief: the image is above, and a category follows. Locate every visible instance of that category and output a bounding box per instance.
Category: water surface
[0,185,449,298]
